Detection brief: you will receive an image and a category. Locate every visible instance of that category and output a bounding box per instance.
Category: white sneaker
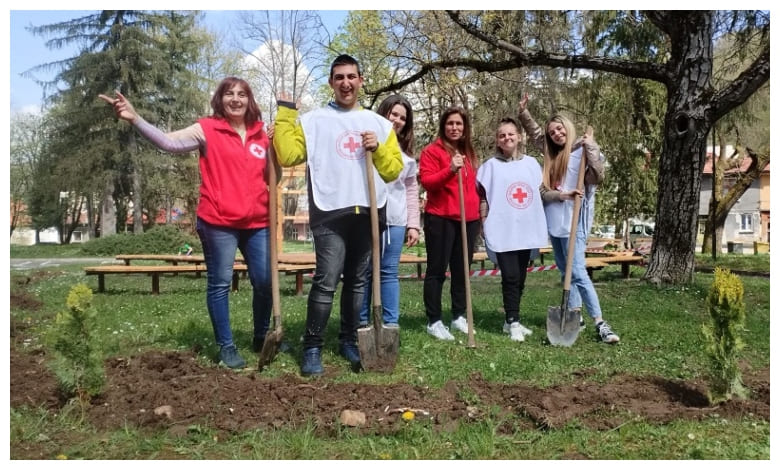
[427,320,455,341]
[451,316,473,334]
[503,322,525,342]
[503,321,532,337]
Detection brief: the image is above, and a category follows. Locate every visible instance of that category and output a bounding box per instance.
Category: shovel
[546,133,589,347]
[258,146,283,370]
[457,169,477,349]
[357,150,400,372]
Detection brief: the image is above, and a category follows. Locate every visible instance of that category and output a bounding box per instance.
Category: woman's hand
[560,189,584,201]
[517,92,529,114]
[406,228,420,247]
[266,123,275,140]
[450,152,464,172]
[98,91,138,123]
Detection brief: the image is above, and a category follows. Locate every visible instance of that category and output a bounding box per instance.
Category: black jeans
[422,213,480,324]
[303,215,372,350]
[495,249,532,324]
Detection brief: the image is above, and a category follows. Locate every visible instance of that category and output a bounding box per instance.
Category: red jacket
[419,138,480,221]
[197,118,270,229]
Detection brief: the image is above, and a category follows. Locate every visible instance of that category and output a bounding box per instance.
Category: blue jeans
[304,216,372,349]
[549,224,602,319]
[359,224,405,326]
[196,217,271,349]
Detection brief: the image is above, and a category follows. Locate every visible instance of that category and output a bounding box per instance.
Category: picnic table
[87,254,316,295]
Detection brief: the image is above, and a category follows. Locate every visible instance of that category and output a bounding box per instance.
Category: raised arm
[516,93,545,153]
[99,91,202,154]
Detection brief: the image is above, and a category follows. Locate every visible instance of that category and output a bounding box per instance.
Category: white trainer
[451,316,473,334]
[503,322,525,342]
[427,320,455,341]
[503,321,532,336]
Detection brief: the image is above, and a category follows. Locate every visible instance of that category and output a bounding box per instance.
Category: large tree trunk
[644,13,713,285]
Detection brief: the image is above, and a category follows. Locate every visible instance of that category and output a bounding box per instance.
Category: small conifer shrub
[48,284,105,402]
[703,267,748,404]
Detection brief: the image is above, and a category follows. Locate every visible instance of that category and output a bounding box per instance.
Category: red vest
[196,118,270,229]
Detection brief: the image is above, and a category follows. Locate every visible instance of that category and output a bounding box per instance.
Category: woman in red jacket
[419,107,481,340]
[100,77,276,369]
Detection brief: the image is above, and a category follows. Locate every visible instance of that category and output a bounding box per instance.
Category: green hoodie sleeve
[372,130,403,183]
[273,105,307,167]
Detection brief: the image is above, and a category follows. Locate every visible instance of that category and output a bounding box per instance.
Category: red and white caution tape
[397,264,558,279]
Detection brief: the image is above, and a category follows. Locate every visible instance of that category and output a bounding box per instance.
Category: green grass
[9,254,770,459]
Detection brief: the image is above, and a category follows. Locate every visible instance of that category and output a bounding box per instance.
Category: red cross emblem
[336,131,364,160]
[506,181,533,209]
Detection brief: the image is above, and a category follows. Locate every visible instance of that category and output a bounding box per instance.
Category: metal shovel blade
[257,328,282,371]
[546,305,581,347]
[357,307,400,372]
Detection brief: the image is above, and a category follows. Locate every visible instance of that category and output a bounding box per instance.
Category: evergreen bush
[47,284,105,402]
[702,267,748,404]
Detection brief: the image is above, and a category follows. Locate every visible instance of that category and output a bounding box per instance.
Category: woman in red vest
[100,77,276,368]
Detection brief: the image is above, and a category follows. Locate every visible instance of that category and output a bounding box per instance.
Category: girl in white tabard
[476,118,548,341]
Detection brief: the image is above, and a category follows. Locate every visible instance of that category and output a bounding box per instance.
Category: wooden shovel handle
[457,170,476,348]
[365,151,382,330]
[561,144,588,304]
[268,146,281,332]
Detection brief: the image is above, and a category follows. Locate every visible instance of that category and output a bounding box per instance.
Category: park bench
[84,262,316,295]
[591,254,646,279]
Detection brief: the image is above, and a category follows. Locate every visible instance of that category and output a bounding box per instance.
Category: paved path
[10,258,119,270]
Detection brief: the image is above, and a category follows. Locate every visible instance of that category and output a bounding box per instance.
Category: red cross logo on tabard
[343,136,361,154]
[506,181,533,209]
[511,186,528,204]
[336,131,365,160]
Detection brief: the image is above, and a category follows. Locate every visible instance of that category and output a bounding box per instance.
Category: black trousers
[304,216,372,349]
[495,249,532,324]
[422,213,480,324]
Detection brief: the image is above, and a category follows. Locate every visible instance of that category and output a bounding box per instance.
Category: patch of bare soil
[11,337,769,451]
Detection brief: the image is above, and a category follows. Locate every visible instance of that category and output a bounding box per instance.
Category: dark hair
[377,95,415,155]
[438,106,477,167]
[330,54,361,78]
[210,77,261,125]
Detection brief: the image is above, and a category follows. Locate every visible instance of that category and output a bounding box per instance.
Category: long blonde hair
[541,114,576,190]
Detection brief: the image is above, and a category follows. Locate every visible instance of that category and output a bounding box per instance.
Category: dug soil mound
[11,337,769,439]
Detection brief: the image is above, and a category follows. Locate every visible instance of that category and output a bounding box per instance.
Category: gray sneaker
[219,345,246,369]
[427,320,455,340]
[596,321,620,344]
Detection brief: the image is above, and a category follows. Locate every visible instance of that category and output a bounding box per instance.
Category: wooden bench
[85,264,242,295]
[85,263,315,295]
[591,254,645,278]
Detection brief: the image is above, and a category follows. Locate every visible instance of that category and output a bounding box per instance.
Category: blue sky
[7,9,349,113]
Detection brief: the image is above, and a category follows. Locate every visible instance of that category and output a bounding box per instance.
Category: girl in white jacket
[517,96,620,344]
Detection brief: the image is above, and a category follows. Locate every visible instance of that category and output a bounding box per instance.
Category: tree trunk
[644,14,713,284]
[131,134,144,233]
[101,180,117,237]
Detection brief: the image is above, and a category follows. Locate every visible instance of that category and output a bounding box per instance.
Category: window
[739,214,753,232]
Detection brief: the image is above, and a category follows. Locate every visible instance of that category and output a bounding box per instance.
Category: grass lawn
[9,248,770,459]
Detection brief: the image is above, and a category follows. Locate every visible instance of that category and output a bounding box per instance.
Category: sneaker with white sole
[427,320,455,340]
[503,322,525,342]
[503,321,532,337]
[596,321,620,344]
[451,316,473,334]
